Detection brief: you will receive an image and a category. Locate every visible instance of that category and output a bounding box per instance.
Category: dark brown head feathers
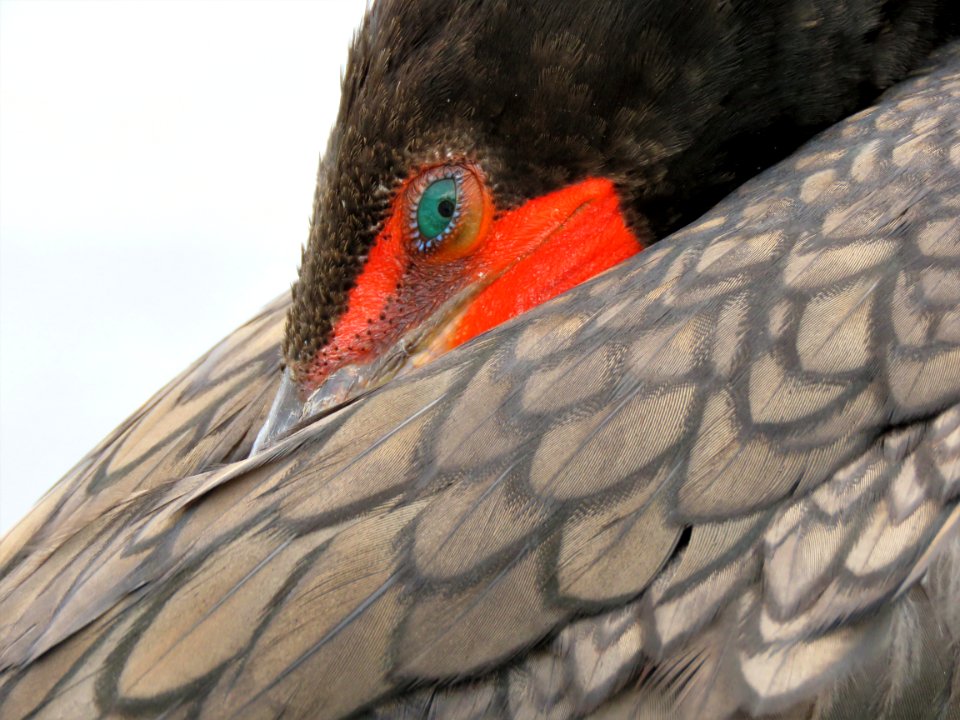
[283,0,959,369]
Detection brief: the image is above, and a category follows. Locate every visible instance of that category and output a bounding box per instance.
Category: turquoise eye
[405,164,488,260]
[415,177,458,250]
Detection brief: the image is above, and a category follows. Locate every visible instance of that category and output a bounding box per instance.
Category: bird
[1,1,960,718]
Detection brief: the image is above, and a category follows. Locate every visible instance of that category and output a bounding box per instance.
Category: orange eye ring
[405,163,492,261]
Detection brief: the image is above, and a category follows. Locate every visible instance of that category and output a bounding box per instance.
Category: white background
[0,0,369,534]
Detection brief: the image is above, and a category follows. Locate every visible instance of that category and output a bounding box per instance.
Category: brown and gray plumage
[1,2,960,719]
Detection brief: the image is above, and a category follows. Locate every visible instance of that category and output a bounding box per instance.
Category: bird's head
[254,0,785,448]
[283,160,638,395]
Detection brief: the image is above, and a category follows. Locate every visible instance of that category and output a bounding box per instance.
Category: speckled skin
[1,38,959,720]
[284,0,959,374]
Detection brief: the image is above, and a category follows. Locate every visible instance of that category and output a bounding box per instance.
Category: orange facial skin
[299,165,644,391]
[450,178,641,347]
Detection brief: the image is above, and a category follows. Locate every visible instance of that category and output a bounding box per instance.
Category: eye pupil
[437,199,455,218]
